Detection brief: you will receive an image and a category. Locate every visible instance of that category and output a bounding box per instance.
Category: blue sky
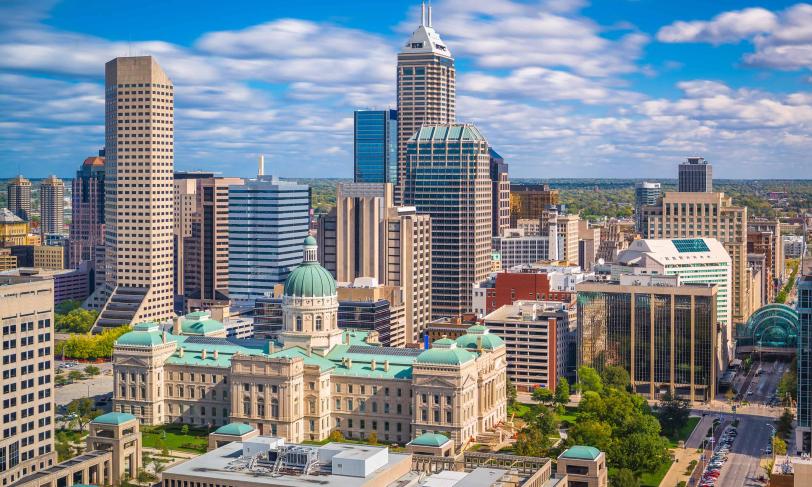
[1,0,811,179]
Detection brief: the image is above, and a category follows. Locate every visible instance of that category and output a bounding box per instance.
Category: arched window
[296,316,303,331]
[315,316,322,331]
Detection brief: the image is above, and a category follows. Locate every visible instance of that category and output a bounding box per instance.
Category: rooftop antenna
[428,1,432,27]
[421,1,426,26]
[258,154,265,177]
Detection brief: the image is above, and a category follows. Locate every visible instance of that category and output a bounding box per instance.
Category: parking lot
[54,360,115,409]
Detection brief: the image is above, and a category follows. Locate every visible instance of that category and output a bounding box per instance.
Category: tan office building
[6,175,32,222]
[39,176,65,235]
[0,275,56,486]
[89,56,175,329]
[382,206,432,343]
[335,183,393,283]
[396,5,455,203]
[643,191,750,324]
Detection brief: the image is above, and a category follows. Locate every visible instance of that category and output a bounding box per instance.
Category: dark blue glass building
[354,109,397,184]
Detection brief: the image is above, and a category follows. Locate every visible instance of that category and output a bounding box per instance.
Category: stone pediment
[415,376,457,388]
[115,356,147,367]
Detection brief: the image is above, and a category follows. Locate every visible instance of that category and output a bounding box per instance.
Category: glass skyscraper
[354,109,397,184]
[634,181,660,234]
[577,276,717,402]
[227,175,310,304]
[797,275,812,453]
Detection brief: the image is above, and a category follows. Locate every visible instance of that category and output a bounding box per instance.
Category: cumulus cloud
[658,4,812,73]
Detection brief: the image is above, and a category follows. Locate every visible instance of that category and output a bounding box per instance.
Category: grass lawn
[667,416,701,447]
[640,460,673,487]
[559,406,578,425]
[141,424,210,453]
[508,403,532,418]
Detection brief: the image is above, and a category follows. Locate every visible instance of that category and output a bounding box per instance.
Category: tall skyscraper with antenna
[395,2,455,203]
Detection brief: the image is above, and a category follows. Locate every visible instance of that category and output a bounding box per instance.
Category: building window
[315,316,322,331]
[296,317,303,331]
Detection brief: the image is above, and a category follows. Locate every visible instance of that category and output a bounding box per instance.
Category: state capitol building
[112,237,508,451]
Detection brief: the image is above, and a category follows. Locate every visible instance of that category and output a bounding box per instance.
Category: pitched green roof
[92,412,136,425]
[283,262,336,297]
[214,422,254,436]
[409,124,485,142]
[268,346,336,371]
[116,330,166,347]
[181,318,225,335]
[560,445,601,460]
[415,346,476,366]
[410,432,450,447]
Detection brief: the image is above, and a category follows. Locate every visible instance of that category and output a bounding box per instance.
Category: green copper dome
[456,325,504,351]
[283,236,336,298]
[215,422,255,436]
[410,432,450,447]
[117,323,166,347]
[416,340,476,366]
[92,412,136,425]
[560,445,601,460]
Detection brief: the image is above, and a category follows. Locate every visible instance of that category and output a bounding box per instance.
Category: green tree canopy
[67,398,102,432]
[610,468,640,487]
[555,378,571,405]
[657,391,690,438]
[532,387,555,404]
[578,366,604,394]
[602,365,631,390]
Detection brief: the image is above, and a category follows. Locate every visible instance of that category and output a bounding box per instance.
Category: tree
[84,365,101,377]
[515,404,558,457]
[329,430,345,442]
[567,419,612,452]
[578,366,603,394]
[555,378,571,406]
[602,365,631,390]
[773,436,787,456]
[66,398,101,432]
[368,431,378,445]
[67,370,84,382]
[777,409,794,439]
[657,391,690,438]
[181,424,190,435]
[611,468,640,487]
[531,387,554,405]
[506,378,517,407]
[55,308,98,333]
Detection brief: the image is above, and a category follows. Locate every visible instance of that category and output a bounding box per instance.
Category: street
[715,413,773,487]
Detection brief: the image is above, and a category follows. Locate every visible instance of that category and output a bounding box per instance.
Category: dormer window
[411,42,424,48]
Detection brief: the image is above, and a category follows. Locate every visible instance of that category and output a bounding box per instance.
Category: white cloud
[657,7,777,44]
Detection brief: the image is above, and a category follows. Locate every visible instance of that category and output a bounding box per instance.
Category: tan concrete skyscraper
[90,56,175,329]
[335,182,393,283]
[40,175,65,235]
[396,2,455,203]
[643,191,749,327]
[6,175,32,221]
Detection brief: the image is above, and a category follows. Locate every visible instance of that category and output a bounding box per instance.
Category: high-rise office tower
[39,175,65,235]
[382,206,432,343]
[642,191,749,325]
[0,274,56,485]
[69,154,105,271]
[354,109,397,184]
[577,274,718,402]
[797,275,812,452]
[6,175,32,221]
[404,124,491,317]
[227,161,310,305]
[89,56,175,329]
[185,175,244,310]
[634,181,661,234]
[678,156,712,192]
[509,184,560,227]
[396,3,455,203]
[172,172,212,306]
[335,182,393,283]
[489,148,510,237]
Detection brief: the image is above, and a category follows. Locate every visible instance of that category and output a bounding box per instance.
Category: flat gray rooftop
[163,442,410,487]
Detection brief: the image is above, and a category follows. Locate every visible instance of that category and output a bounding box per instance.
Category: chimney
[347,358,352,368]
[172,316,182,335]
[258,154,265,176]
[370,359,377,371]
[384,360,390,372]
[213,350,219,360]
[178,347,184,357]
[162,331,167,344]
[201,349,207,360]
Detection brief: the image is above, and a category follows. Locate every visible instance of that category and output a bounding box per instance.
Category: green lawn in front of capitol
[141,424,210,453]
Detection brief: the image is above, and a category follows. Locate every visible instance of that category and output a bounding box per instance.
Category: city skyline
[2,0,812,180]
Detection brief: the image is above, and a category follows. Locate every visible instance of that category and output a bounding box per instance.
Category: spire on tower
[421,1,426,26]
[428,1,432,27]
